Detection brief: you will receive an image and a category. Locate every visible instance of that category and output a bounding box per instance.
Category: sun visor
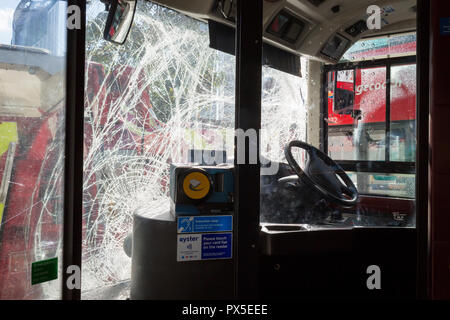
[208,20,301,77]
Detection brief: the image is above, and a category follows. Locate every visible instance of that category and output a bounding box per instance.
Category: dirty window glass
[325,31,416,204]
[390,64,416,162]
[0,0,66,299]
[348,172,415,200]
[326,61,416,200]
[341,32,416,62]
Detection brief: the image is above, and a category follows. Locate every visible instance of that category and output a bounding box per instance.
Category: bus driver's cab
[120,0,418,300]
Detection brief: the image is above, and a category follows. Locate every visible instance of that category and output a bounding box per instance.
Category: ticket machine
[130,151,235,299]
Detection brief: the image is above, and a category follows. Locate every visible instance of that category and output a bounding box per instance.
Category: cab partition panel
[259,49,418,298]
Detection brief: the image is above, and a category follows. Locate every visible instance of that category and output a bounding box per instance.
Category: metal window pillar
[234,0,263,299]
[63,0,86,300]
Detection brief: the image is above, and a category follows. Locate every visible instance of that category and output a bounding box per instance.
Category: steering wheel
[284,140,358,207]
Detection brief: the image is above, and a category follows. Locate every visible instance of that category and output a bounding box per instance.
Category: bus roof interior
[151,0,417,63]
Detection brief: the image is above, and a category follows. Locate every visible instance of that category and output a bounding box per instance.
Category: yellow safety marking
[0,203,4,226]
[0,122,18,156]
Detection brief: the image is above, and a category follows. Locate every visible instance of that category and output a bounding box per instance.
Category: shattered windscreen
[82,0,306,298]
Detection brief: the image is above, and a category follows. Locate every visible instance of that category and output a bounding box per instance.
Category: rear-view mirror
[103,0,137,45]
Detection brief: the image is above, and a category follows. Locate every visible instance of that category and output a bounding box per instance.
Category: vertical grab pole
[63,0,86,300]
[234,0,263,299]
